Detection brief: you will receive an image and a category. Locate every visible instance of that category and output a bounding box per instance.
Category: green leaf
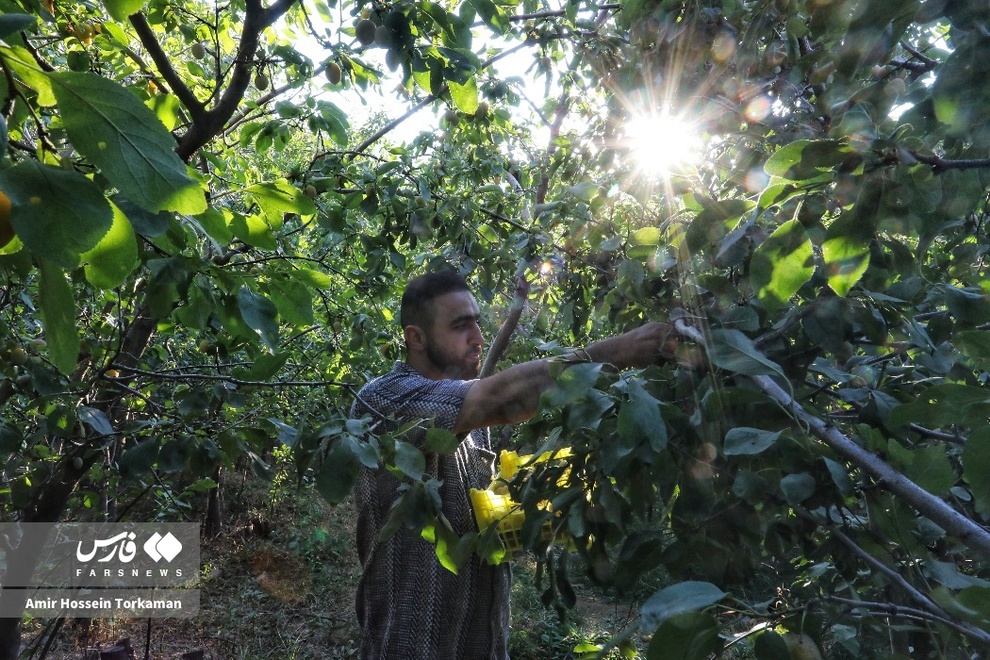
[614,531,666,593]
[954,331,990,371]
[465,0,508,33]
[247,180,318,222]
[236,286,279,350]
[424,427,460,454]
[629,227,661,259]
[903,444,956,495]
[0,46,54,105]
[81,202,139,289]
[267,277,314,326]
[780,472,816,505]
[963,428,990,517]
[103,0,145,21]
[429,522,475,574]
[646,612,722,660]
[291,267,332,289]
[229,213,278,250]
[724,427,782,456]
[944,286,990,325]
[448,75,479,114]
[889,384,990,428]
[543,362,602,407]
[394,440,425,480]
[822,237,870,296]
[117,439,159,480]
[753,630,791,660]
[38,260,79,375]
[933,585,990,628]
[232,352,290,381]
[732,470,770,505]
[0,14,37,40]
[685,199,754,254]
[707,328,786,379]
[617,380,667,451]
[344,434,380,469]
[0,159,113,269]
[315,441,360,505]
[641,581,726,630]
[824,457,855,498]
[764,139,849,181]
[750,220,814,309]
[955,586,990,626]
[48,71,206,214]
[248,451,275,480]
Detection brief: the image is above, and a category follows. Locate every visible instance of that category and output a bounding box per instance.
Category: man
[350,270,677,659]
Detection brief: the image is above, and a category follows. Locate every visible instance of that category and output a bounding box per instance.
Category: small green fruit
[9,347,27,366]
[254,72,269,91]
[72,456,84,470]
[66,50,90,72]
[885,77,906,97]
[191,41,206,59]
[355,19,376,46]
[304,185,317,199]
[374,25,393,48]
[326,61,342,85]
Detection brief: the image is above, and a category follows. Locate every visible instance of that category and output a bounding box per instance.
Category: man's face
[422,290,484,380]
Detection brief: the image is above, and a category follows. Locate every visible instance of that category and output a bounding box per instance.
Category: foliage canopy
[1,0,990,657]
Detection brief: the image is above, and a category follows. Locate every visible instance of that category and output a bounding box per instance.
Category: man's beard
[426,339,480,380]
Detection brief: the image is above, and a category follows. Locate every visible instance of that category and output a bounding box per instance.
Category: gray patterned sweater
[350,362,511,659]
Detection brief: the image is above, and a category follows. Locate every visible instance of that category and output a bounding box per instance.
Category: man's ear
[403,325,427,351]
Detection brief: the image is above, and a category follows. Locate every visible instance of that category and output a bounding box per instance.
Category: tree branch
[822,595,990,648]
[908,151,990,173]
[111,364,350,389]
[508,4,620,22]
[795,506,950,620]
[175,0,300,161]
[674,318,990,558]
[350,39,533,156]
[130,13,205,121]
[480,274,531,378]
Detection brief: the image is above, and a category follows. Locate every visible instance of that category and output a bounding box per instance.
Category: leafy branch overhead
[1,0,990,658]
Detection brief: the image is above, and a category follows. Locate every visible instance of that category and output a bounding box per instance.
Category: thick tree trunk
[0,310,157,659]
[204,465,223,537]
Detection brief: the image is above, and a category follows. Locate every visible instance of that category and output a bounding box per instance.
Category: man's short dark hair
[400,270,470,329]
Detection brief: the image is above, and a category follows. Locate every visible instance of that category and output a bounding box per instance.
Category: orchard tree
[0,0,989,658]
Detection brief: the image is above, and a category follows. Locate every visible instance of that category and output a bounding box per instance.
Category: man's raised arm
[453,322,678,434]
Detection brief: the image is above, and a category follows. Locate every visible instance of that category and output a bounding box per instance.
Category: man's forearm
[453,358,555,433]
[453,322,677,434]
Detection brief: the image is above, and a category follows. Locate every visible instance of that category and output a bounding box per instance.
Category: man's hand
[586,322,679,370]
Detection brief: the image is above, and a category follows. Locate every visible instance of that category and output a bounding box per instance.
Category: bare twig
[110,365,350,389]
[480,275,531,378]
[822,595,990,647]
[909,151,990,173]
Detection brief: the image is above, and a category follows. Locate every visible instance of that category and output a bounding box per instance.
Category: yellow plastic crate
[470,448,574,554]
[498,447,573,482]
[469,487,531,553]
